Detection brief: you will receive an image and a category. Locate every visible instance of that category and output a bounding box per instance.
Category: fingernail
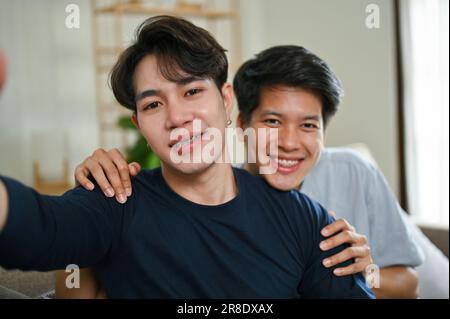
[87,183,95,190]
[105,188,114,197]
[321,229,329,236]
[334,269,343,276]
[320,241,328,250]
[323,259,332,267]
[126,187,132,197]
[117,194,127,204]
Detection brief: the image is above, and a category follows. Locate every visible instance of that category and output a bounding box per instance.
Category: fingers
[128,162,142,177]
[82,155,116,199]
[332,260,370,276]
[322,245,371,269]
[321,218,356,237]
[93,149,128,203]
[333,250,374,276]
[109,148,133,197]
[320,229,360,251]
[74,148,136,204]
[74,165,94,190]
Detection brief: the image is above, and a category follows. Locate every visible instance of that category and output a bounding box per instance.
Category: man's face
[242,85,324,191]
[132,54,233,176]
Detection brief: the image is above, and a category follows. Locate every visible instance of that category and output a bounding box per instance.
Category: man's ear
[221,83,234,120]
[131,112,140,129]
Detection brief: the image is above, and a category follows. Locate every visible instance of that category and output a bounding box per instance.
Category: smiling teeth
[174,134,201,149]
[273,158,300,167]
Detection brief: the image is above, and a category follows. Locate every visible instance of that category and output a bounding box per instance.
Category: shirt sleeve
[293,193,375,299]
[0,176,124,271]
[364,165,425,268]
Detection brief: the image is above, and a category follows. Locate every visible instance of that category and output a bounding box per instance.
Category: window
[400,0,449,227]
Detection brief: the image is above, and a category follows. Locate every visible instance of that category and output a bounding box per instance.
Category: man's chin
[264,173,304,191]
[166,161,216,176]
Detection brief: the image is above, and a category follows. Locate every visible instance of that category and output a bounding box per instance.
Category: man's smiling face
[131,54,233,176]
[242,85,324,191]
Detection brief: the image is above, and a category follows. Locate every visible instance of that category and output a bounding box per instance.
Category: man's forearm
[0,179,8,231]
[372,266,419,299]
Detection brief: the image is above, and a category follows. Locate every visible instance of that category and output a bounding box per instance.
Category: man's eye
[185,88,202,97]
[302,123,319,129]
[144,101,161,110]
[264,119,281,125]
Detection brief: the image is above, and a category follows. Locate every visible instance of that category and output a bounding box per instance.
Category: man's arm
[55,268,106,299]
[364,163,424,298]
[293,193,375,299]
[373,266,419,299]
[0,179,8,232]
[0,176,120,271]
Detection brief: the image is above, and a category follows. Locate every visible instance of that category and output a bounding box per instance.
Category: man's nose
[165,98,194,130]
[278,126,301,152]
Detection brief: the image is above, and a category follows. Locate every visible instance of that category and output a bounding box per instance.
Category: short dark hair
[110,15,228,111]
[233,45,344,128]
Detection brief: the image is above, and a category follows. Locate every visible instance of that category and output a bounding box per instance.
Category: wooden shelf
[95,3,237,19]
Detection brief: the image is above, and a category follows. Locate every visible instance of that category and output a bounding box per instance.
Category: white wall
[0,0,98,185]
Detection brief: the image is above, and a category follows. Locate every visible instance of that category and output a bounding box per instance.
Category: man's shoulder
[289,189,331,226]
[313,147,378,179]
[233,167,327,216]
[130,167,163,190]
[321,147,374,167]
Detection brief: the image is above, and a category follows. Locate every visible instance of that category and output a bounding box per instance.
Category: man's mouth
[269,156,304,173]
[169,131,206,154]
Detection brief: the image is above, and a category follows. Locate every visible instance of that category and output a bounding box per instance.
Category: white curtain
[400,0,449,227]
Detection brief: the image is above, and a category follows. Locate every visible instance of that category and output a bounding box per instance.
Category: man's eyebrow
[175,76,205,86]
[135,77,205,102]
[135,89,161,103]
[303,115,321,121]
[261,111,321,121]
[261,111,283,117]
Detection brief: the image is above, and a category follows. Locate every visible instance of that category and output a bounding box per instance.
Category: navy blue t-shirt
[0,168,374,298]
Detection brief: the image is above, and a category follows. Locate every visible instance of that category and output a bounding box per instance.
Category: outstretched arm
[0,176,120,271]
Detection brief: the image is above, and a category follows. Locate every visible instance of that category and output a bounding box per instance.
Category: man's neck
[161,163,238,206]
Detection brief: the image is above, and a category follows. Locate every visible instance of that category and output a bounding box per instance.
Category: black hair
[233,45,343,128]
[110,15,228,111]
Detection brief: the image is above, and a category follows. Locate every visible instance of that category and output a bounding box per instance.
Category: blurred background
[0,0,448,297]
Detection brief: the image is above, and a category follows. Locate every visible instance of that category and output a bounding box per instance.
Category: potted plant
[117,116,160,169]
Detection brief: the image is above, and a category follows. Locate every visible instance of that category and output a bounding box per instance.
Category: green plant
[117,116,160,169]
